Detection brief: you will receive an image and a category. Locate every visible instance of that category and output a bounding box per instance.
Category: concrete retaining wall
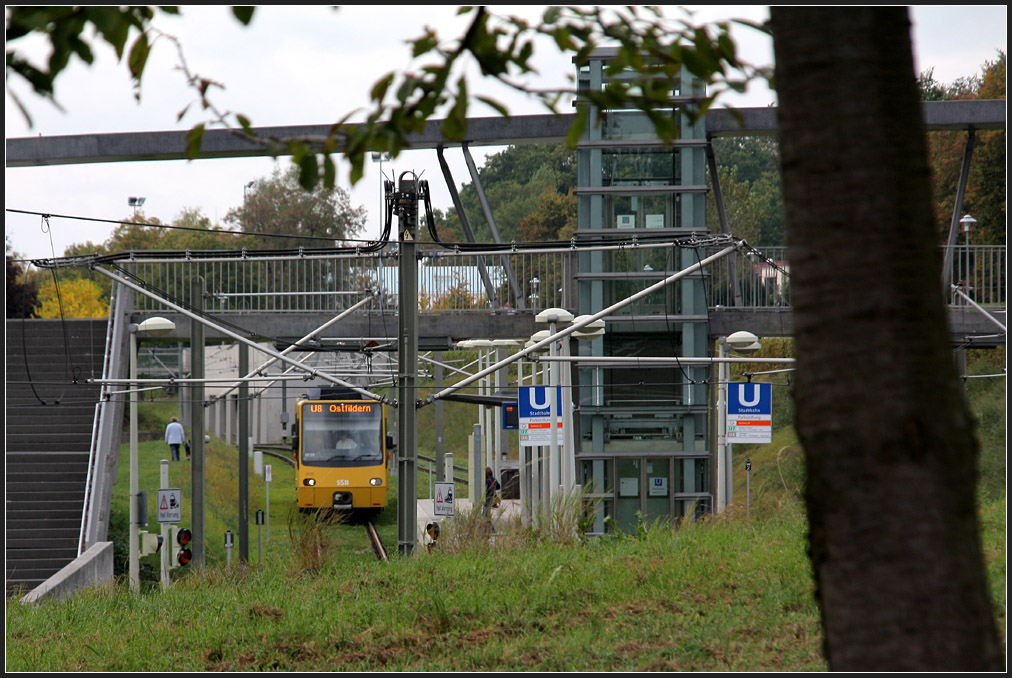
[20,542,115,604]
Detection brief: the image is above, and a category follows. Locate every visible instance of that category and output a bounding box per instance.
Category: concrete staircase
[5,318,107,597]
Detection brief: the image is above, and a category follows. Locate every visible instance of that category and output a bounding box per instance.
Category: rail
[122,244,1006,314]
[80,285,118,556]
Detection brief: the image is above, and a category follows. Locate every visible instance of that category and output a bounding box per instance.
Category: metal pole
[461,142,525,309]
[941,129,976,293]
[549,322,560,500]
[560,336,575,491]
[239,343,249,563]
[265,465,271,544]
[716,338,727,513]
[160,459,170,591]
[129,326,139,593]
[190,277,206,568]
[745,459,752,520]
[435,355,445,482]
[256,510,264,564]
[472,424,482,505]
[706,142,743,307]
[950,284,1007,332]
[396,175,419,556]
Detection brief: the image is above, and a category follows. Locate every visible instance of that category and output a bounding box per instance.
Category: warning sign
[157,488,182,524]
[433,482,455,517]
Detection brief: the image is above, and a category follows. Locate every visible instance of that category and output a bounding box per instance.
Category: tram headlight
[369,478,383,486]
[303,478,316,486]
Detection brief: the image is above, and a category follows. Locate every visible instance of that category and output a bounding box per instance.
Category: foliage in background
[224,165,367,248]
[35,276,107,318]
[6,239,39,318]
[919,51,1006,245]
[431,144,578,244]
[706,135,784,246]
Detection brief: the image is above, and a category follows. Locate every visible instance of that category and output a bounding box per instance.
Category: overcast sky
[5,5,1007,262]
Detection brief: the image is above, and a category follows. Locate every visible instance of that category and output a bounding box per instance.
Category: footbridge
[106,241,1004,347]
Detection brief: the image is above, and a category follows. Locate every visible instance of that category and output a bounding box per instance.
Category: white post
[560,334,575,491]
[129,327,139,593]
[716,337,727,513]
[548,322,560,501]
[493,345,505,483]
[160,459,169,591]
[264,464,271,544]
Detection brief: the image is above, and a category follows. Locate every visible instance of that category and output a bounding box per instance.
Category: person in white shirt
[165,417,185,462]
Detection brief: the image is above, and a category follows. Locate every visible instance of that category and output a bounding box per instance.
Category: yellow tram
[293,399,390,513]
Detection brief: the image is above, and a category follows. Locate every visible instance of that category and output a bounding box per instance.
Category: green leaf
[566,106,588,148]
[411,30,438,58]
[298,153,319,190]
[185,124,205,160]
[231,6,255,25]
[128,34,150,82]
[476,95,510,117]
[236,114,253,135]
[370,73,395,103]
[322,154,336,189]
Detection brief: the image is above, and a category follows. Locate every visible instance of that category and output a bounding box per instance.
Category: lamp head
[725,330,759,351]
[137,317,175,337]
[535,307,574,325]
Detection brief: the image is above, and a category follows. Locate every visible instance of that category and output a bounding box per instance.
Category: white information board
[433,482,455,517]
[156,488,182,524]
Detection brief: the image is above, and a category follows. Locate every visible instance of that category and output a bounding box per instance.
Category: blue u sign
[519,386,562,418]
[727,383,772,415]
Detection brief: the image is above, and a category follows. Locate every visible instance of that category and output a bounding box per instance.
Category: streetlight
[525,329,552,525]
[469,339,494,477]
[128,196,146,216]
[491,339,521,485]
[568,315,605,493]
[715,330,760,514]
[129,316,176,593]
[243,181,255,201]
[535,308,574,500]
[960,214,976,247]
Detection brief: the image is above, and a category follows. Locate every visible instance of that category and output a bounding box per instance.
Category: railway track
[365,521,387,561]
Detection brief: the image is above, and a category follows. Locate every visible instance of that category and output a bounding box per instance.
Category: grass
[6,507,824,671]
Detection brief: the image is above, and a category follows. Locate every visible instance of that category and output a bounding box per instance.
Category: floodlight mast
[390,172,427,556]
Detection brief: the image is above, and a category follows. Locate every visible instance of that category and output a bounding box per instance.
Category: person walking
[165,417,185,462]
[482,466,501,518]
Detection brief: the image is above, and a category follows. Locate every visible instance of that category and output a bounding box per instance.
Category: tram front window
[300,402,383,467]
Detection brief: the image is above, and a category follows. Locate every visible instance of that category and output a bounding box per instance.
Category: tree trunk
[770,7,1001,670]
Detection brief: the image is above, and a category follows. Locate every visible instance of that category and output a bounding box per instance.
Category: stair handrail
[79,283,120,555]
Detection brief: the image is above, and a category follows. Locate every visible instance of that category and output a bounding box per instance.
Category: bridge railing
[126,248,577,315]
[945,245,1006,308]
[123,244,1004,314]
[707,246,791,309]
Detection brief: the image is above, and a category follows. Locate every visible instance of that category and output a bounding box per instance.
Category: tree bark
[770,7,1001,670]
